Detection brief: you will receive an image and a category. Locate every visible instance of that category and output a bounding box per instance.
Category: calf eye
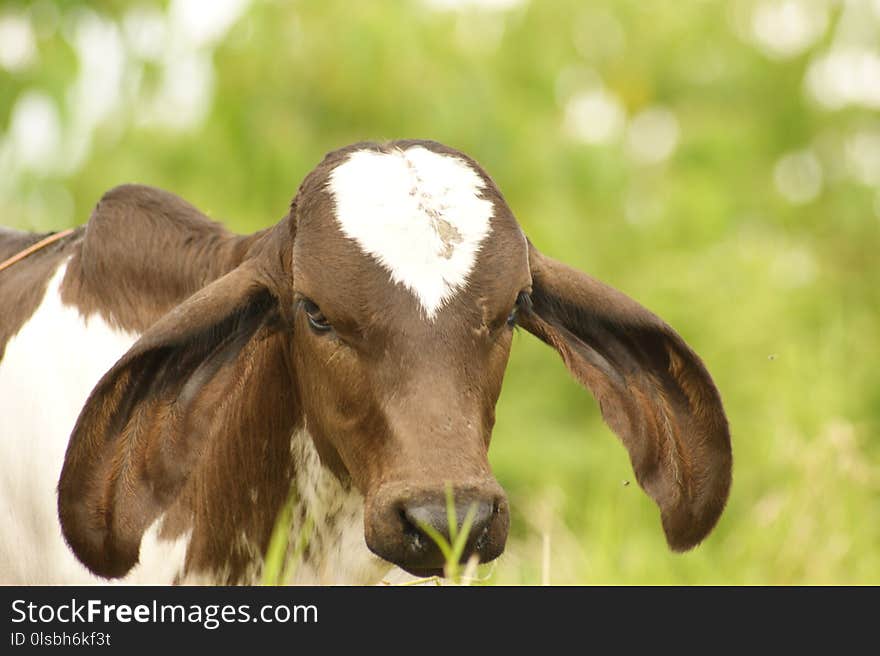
[507,291,531,328]
[301,299,332,334]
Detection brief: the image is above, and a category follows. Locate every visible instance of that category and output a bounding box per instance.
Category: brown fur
[61,185,263,333]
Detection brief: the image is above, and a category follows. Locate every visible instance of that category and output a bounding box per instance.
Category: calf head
[58,140,731,581]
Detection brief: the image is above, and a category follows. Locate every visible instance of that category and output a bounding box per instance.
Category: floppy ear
[519,242,732,551]
[57,261,285,578]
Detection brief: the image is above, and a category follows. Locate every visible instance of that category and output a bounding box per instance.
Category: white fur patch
[287,428,393,585]
[327,146,494,319]
[126,519,192,584]
[0,261,142,584]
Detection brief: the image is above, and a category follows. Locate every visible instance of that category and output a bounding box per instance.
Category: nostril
[469,500,494,535]
[398,507,426,553]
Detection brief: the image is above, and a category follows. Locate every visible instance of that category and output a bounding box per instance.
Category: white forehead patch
[327,146,494,319]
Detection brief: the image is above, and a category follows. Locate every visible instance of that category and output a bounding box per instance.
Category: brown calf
[0,139,731,584]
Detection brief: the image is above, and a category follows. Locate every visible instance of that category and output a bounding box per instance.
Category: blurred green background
[1,0,878,584]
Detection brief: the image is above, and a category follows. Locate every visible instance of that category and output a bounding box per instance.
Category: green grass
[261,490,313,586]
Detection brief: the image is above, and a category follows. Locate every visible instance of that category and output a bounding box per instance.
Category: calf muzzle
[365,481,510,577]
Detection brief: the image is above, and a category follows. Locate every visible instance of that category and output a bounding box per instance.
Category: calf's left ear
[518,242,732,551]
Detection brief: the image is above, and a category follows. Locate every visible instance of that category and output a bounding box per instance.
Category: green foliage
[261,490,313,586]
[2,0,878,584]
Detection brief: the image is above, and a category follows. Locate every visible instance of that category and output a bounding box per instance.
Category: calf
[0,140,731,584]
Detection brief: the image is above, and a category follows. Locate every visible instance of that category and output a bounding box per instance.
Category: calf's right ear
[518,242,732,551]
[57,261,286,578]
